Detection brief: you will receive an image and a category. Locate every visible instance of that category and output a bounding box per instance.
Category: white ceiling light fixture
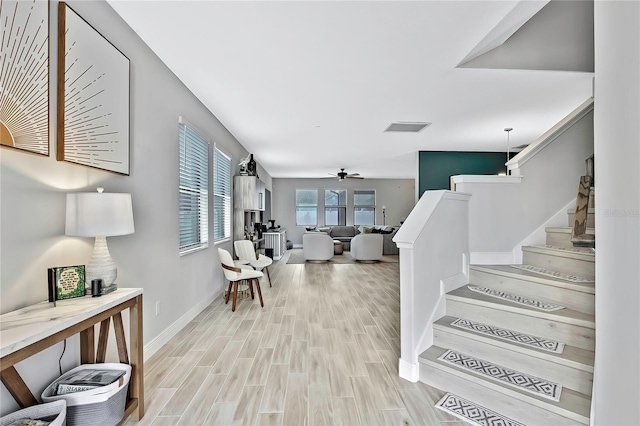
[384,121,432,133]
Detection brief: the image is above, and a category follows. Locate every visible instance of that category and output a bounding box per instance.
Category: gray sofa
[307,225,399,255]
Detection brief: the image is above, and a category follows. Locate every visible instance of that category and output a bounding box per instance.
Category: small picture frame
[48,265,86,301]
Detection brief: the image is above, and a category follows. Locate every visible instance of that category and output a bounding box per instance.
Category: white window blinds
[179,119,209,254]
[213,146,232,242]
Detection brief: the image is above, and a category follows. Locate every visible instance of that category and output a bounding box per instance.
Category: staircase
[419,204,595,424]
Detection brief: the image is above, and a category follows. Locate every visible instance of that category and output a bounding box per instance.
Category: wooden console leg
[80,326,95,364]
[1,367,38,408]
[130,294,145,420]
[96,317,111,363]
[113,312,130,364]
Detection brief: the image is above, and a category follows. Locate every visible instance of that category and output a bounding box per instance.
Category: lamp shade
[66,192,135,237]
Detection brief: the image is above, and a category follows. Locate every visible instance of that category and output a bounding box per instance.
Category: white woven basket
[0,400,66,426]
[41,363,131,426]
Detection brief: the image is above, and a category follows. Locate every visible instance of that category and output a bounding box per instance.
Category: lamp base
[86,236,117,288]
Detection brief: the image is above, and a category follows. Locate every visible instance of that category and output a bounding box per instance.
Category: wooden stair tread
[470,264,595,292]
[522,245,595,262]
[419,346,592,422]
[434,315,594,371]
[447,286,595,329]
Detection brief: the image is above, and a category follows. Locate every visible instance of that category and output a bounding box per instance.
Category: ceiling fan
[323,168,364,181]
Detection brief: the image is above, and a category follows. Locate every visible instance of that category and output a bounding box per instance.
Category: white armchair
[350,233,383,262]
[303,233,334,262]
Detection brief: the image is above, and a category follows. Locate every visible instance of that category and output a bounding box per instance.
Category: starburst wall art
[58,2,130,175]
[0,0,49,156]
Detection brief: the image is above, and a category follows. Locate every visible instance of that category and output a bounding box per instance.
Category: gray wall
[0,0,263,414]
[272,178,415,245]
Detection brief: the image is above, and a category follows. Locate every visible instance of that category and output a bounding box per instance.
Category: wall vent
[384,121,431,132]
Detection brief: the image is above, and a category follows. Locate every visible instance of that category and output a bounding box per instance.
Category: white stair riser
[469,270,594,315]
[546,231,576,249]
[568,211,595,228]
[446,299,595,351]
[433,328,593,395]
[522,251,594,279]
[420,360,588,425]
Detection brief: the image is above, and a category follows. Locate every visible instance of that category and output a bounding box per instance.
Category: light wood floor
[129,251,464,425]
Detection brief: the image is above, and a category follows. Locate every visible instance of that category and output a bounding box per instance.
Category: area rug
[510,264,593,283]
[450,318,565,354]
[467,285,565,312]
[438,350,562,401]
[435,393,525,426]
[286,248,399,265]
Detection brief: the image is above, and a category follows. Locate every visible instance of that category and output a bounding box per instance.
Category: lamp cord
[59,339,67,375]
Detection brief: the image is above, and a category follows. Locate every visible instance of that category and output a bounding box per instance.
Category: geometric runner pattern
[450,318,565,354]
[438,350,562,401]
[510,264,593,283]
[467,285,566,312]
[435,393,526,426]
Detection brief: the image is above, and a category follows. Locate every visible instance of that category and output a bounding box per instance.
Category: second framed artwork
[57,2,130,175]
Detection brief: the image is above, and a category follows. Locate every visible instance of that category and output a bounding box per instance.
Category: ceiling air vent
[384,121,431,132]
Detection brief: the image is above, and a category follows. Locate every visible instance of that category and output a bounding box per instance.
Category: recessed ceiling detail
[384,122,431,133]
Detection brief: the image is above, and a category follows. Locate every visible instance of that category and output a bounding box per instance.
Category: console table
[0,288,144,423]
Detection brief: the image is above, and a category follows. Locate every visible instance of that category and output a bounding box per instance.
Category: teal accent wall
[418,151,508,196]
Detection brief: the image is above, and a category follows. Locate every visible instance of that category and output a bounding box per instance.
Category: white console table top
[0,288,143,359]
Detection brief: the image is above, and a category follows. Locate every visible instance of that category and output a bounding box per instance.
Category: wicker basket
[41,363,131,426]
[0,400,66,426]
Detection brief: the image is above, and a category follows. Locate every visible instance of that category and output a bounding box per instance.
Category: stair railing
[392,190,471,381]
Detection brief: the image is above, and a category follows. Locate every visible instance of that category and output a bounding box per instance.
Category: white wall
[455,107,593,260]
[271,178,415,245]
[593,2,640,424]
[0,0,262,414]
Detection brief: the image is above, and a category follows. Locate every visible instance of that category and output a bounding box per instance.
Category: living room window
[296,189,318,226]
[354,189,376,226]
[178,117,209,254]
[213,145,231,243]
[324,189,346,226]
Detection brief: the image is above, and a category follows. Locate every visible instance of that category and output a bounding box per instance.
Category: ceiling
[107,0,594,179]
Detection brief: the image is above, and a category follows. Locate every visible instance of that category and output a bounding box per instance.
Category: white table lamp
[65,187,134,292]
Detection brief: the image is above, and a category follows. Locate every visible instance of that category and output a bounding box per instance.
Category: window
[354,189,376,226]
[296,189,318,226]
[324,189,346,226]
[213,146,232,242]
[179,118,209,254]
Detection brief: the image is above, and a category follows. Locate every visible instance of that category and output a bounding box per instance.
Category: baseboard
[470,251,515,265]
[144,289,222,361]
[399,358,419,382]
[440,272,468,294]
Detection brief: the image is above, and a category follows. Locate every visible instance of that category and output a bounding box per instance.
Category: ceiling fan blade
[346,173,360,177]
[347,176,365,179]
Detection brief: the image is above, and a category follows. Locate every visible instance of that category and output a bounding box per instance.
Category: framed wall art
[57,2,130,175]
[0,0,49,156]
[48,265,86,301]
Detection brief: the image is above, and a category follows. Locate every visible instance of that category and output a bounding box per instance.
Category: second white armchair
[234,240,273,287]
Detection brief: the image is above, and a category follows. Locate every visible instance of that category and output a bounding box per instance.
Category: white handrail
[507,98,593,172]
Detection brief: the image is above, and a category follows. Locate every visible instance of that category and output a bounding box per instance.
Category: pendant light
[504,127,513,175]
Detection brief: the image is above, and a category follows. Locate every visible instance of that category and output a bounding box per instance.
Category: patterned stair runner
[436,393,525,426]
[438,350,562,401]
[510,264,593,283]
[450,318,565,354]
[467,285,565,312]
